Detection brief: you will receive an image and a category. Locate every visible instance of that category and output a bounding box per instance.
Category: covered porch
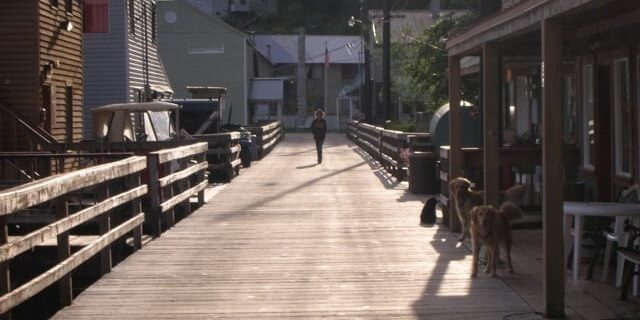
[446,0,640,317]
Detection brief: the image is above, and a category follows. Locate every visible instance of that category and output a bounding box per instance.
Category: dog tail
[500,201,523,223]
[503,184,527,204]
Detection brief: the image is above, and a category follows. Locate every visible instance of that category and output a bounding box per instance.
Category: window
[65,86,73,143]
[50,0,59,8]
[64,0,73,13]
[188,44,224,55]
[307,65,323,79]
[563,74,576,144]
[504,79,516,130]
[582,64,594,169]
[133,89,143,102]
[151,3,157,43]
[613,58,631,175]
[341,64,358,80]
[129,0,135,34]
[83,0,108,33]
[637,55,640,180]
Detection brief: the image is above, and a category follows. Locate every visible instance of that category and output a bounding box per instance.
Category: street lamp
[348,15,361,27]
[347,16,365,121]
[347,15,372,122]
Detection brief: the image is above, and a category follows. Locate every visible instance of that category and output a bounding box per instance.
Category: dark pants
[315,138,324,163]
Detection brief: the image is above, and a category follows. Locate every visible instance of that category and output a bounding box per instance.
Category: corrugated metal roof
[254,35,364,65]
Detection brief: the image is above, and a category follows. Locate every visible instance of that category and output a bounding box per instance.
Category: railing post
[128,173,143,250]
[55,196,72,307]
[147,153,162,238]
[163,162,176,229]
[178,158,192,216]
[97,182,112,275]
[197,151,206,207]
[0,215,10,320]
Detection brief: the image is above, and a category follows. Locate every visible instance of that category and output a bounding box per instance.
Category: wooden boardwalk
[52,133,541,319]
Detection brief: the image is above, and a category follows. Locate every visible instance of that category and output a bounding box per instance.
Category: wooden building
[0,0,84,151]
[83,0,174,139]
[446,0,640,317]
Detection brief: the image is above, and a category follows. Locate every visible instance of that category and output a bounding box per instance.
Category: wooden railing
[247,121,283,159]
[0,152,132,189]
[0,156,148,315]
[0,141,210,315]
[438,145,579,228]
[347,121,407,180]
[147,142,208,237]
[193,132,242,182]
[0,103,58,151]
[380,129,407,180]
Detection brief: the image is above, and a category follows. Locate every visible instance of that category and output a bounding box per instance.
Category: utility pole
[296,27,307,128]
[382,0,391,121]
[361,0,371,123]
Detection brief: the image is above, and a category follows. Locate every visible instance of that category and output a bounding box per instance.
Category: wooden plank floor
[52,133,539,319]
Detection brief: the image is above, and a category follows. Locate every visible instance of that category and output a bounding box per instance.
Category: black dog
[420,197,437,225]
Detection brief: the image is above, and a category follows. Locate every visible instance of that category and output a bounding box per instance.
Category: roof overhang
[445,0,605,57]
[93,102,181,113]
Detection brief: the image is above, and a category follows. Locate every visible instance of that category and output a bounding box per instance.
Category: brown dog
[449,177,526,241]
[469,202,523,277]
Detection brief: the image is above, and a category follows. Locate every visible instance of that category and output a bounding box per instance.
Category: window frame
[129,0,136,35]
[582,63,595,170]
[151,3,157,44]
[64,0,73,13]
[83,0,110,34]
[613,57,631,176]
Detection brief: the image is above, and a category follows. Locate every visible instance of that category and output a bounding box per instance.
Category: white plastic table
[563,201,640,283]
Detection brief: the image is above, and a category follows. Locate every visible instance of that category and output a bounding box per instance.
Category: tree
[398,12,478,112]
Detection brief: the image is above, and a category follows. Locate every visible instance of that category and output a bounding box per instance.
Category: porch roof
[445,0,612,57]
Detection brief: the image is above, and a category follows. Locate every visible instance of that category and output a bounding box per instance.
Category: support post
[542,18,565,318]
[98,183,112,275]
[128,173,143,251]
[0,216,10,320]
[383,0,391,121]
[448,54,462,231]
[55,197,72,307]
[148,154,162,237]
[197,151,206,207]
[483,43,500,207]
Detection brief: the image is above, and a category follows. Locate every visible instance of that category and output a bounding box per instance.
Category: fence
[0,156,148,315]
[247,121,283,159]
[347,121,407,180]
[438,145,579,230]
[193,132,242,182]
[0,141,209,316]
[147,142,208,237]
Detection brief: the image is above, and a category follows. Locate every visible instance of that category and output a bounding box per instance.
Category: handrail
[193,132,242,182]
[347,121,410,180]
[0,103,57,147]
[147,142,208,237]
[247,121,283,159]
[0,155,148,315]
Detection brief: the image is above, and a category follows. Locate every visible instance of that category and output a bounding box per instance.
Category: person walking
[310,108,327,164]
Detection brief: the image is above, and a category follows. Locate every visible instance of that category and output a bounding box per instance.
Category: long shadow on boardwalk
[209,160,367,222]
[410,231,538,320]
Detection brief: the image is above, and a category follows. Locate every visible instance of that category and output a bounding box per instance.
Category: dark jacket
[311,118,327,140]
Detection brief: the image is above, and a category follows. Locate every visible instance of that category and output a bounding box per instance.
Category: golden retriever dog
[449,177,526,241]
[469,202,523,277]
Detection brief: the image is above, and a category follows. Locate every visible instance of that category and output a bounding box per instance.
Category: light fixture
[61,20,74,32]
[348,15,362,27]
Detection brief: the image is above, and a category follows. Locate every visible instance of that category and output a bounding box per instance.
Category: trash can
[409,151,438,194]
